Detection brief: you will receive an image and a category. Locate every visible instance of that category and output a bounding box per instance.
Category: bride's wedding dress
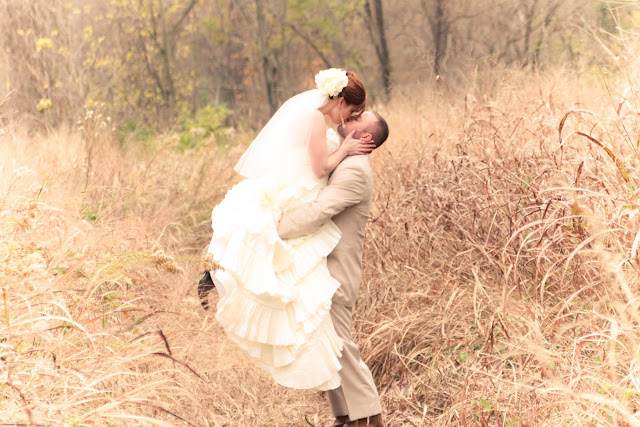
[207,90,343,390]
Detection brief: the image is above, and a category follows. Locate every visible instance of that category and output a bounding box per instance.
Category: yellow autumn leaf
[36,98,52,111]
[36,38,54,52]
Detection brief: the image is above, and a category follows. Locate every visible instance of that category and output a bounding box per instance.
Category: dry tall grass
[360,68,640,426]
[2,67,640,426]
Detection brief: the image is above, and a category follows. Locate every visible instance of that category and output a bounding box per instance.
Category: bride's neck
[318,98,339,129]
[325,115,337,131]
[318,97,338,115]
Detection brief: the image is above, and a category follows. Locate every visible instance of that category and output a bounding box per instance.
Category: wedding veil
[234,89,329,181]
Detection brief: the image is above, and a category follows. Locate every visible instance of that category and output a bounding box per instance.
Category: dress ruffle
[208,177,344,390]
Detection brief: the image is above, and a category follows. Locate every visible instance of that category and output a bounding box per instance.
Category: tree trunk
[532,1,562,68]
[158,0,176,121]
[365,0,392,99]
[522,0,539,68]
[255,0,278,116]
[432,0,447,76]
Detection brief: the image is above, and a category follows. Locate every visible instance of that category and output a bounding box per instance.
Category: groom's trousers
[328,303,382,420]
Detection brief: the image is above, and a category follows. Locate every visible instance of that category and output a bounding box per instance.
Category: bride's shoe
[197,271,215,309]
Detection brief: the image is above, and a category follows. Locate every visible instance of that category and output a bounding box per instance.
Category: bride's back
[234,90,329,183]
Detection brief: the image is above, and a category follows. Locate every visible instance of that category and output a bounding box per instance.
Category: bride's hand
[341,130,376,156]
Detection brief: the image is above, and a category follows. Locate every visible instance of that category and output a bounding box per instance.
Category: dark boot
[346,414,383,427]
[331,415,349,426]
[197,271,215,310]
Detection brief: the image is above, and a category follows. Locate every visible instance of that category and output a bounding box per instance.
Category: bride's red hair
[337,70,366,112]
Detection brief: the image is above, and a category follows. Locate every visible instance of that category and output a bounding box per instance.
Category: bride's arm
[308,111,374,179]
[309,112,346,179]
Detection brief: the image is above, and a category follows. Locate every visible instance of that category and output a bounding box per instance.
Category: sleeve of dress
[277,161,368,239]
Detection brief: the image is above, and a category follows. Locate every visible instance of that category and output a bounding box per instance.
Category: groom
[277,111,389,427]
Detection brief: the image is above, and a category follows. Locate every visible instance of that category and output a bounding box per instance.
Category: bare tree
[364,0,392,98]
[431,0,448,76]
[129,0,198,122]
[255,0,279,115]
[419,0,451,77]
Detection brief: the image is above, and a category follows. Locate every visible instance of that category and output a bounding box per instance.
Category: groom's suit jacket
[277,154,372,307]
[277,154,382,419]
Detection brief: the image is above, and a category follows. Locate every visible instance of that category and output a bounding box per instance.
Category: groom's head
[337,111,389,148]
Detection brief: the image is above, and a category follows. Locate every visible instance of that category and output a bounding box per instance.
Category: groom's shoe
[331,415,349,426]
[197,271,215,310]
[346,414,383,426]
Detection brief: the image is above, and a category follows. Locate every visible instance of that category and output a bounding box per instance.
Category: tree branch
[171,0,199,36]
[285,22,332,68]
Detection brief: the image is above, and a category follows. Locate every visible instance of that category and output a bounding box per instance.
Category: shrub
[178,103,231,150]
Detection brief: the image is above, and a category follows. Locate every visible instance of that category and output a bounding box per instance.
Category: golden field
[2,67,640,426]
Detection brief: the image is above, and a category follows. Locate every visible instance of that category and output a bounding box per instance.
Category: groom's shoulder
[339,154,371,171]
[332,155,372,182]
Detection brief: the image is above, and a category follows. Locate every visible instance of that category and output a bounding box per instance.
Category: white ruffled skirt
[207,177,343,390]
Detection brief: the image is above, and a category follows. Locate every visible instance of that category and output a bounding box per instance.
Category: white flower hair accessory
[315,68,348,98]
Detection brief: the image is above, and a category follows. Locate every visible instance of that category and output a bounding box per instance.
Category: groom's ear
[359,132,373,142]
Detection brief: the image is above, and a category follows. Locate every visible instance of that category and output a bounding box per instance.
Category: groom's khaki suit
[277,154,382,420]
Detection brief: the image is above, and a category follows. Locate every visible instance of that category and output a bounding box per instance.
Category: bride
[202,69,373,391]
